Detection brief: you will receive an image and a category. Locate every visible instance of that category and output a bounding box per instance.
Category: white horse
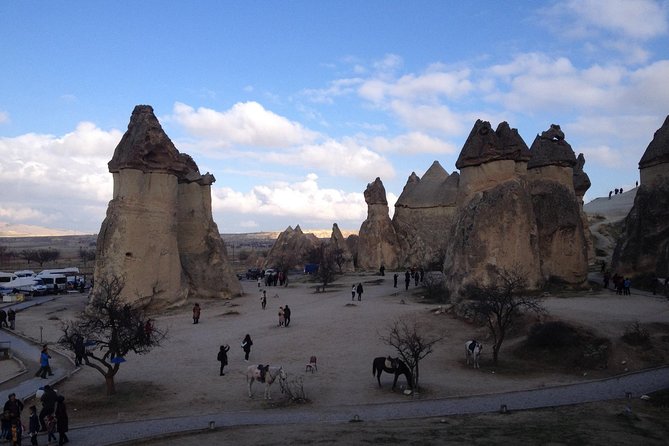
[465,340,483,368]
[246,365,287,399]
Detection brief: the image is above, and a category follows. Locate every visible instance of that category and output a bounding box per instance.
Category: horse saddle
[257,364,269,382]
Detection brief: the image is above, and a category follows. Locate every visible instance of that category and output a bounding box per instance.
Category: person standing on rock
[217,344,230,376]
[241,334,253,361]
[356,283,363,301]
[283,304,291,327]
[192,303,201,324]
[393,273,398,288]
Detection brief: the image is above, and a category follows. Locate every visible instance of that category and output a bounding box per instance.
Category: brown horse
[372,356,413,390]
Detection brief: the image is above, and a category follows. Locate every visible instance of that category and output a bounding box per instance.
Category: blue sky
[1,0,668,235]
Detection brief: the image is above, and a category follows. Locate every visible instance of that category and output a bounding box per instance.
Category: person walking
[405,270,411,290]
[260,290,267,310]
[241,334,253,362]
[217,344,230,376]
[192,303,201,324]
[3,393,23,442]
[393,273,398,288]
[356,283,363,301]
[7,308,16,330]
[35,345,54,379]
[278,306,285,327]
[283,304,291,327]
[28,405,39,446]
[54,395,69,445]
[74,335,85,366]
[351,285,356,301]
[39,385,58,432]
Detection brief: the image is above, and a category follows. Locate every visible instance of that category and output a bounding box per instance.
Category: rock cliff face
[440,120,589,296]
[392,161,458,268]
[573,153,594,262]
[264,225,320,271]
[95,105,241,309]
[613,115,669,277]
[357,178,400,270]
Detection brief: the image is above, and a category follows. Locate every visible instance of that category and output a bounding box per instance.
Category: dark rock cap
[639,115,669,169]
[364,177,388,205]
[572,153,591,196]
[109,105,208,183]
[527,124,577,169]
[455,120,531,169]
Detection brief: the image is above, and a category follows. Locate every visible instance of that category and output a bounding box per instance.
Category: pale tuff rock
[95,105,241,310]
[573,153,594,262]
[357,178,400,270]
[264,225,320,270]
[392,162,458,268]
[442,120,590,296]
[614,115,669,277]
[328,223,355,273]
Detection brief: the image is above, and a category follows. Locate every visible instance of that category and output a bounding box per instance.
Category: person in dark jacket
[217,344,230,376]
[283,305,291,327]
[356,283,363,301]
[241,334,253,362]
[54,395,68,445]
[39,385,57,432]
[74,335,86,366]
[28,405,39,446]
[7,308,16,330]
[3,393,23,440]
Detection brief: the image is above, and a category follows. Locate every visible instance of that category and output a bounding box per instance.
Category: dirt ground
[9,272,669,443]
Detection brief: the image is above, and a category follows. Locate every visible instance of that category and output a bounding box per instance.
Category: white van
[38,273,68,294]
[0,271,47,296]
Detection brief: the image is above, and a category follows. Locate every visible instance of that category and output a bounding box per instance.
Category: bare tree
[379,317,441,389]
[79,247,96,266]
[308,243,338,290]
[58,276,166,395]
[466,266,545,365]
[19,249,60,267]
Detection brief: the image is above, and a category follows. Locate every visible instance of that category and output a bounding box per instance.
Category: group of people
[0,308,17,330]
[2,385,69,446]
[351,283,364,301]
[217,333,255,375]
[608,186,628,199]
[261,271,288,287]
[397,268,424,290]
[602,272,632,295]
[278,305,291,327]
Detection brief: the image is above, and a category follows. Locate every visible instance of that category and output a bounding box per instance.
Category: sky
[1,0,668,235]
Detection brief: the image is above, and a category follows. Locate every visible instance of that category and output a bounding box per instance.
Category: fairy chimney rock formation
[95,105,241,310]
[527,124,577,190]
[614,115,669,277]
[639,115,669,186]
[328,223,355,273]
[357,178,400,270]
[456,120,531,199]
[392,161,458,267]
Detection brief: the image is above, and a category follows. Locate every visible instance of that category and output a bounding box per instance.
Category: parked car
[246,268,262,280]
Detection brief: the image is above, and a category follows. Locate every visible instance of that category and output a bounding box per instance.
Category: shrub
[622,321,650,345]
[527,321,579,348]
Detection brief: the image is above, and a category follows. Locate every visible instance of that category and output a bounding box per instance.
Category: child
[10,418,22,446]
[1,410,10,442]
[28,406,39,446]
[45,414,56,445]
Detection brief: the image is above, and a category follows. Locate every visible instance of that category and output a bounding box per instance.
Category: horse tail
[372,359,378,377]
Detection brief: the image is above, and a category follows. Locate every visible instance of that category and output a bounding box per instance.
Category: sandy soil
[8,272,669,429]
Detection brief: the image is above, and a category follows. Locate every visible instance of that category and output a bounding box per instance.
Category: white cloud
[580,144,625,168]
[302,78,363,104]
[390,101,468,136]
[0,111,8,124]
[171,102,320,148]
[0,123,119,229]
[358,70,473,104]
[565,0,668,40]
[364,132,458,155]
[212,174,367,223]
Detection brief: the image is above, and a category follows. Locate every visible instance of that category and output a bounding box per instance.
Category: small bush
[422,272,449,303]
[622,321,650,345]
[527,321,579,348]
[279,376,308,403]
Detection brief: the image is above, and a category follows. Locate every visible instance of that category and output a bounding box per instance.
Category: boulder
[357,178,400,270]
[328,223,355,273]
[527,124,577,189]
